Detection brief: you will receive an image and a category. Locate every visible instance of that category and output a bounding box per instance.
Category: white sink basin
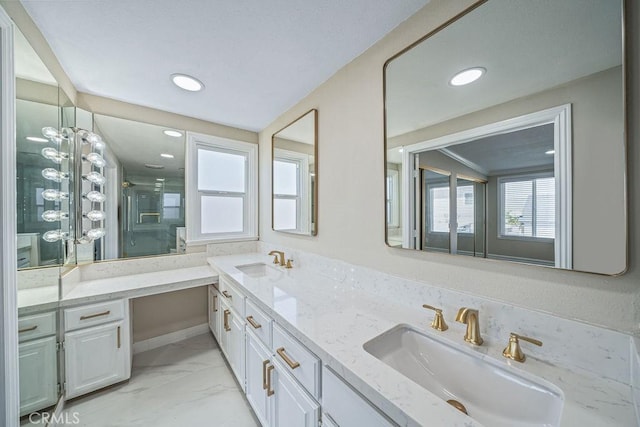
[235,262,280,279]
[363,324,564,427]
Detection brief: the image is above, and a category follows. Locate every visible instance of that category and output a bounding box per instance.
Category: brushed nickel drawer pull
[117,326,121,349]
[19,325,38,333]
[246,316,262,329]
[223,309,231,332]
[80,310,111,320]
[262,360,269,390]
[213,295,218,312]
[222,290,232,299]
[276,347,300,369]
[266,365,275,396]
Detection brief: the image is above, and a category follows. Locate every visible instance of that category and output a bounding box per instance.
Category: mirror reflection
[88,115,186,261]
[272,109,317,235]
[385,0,626,275]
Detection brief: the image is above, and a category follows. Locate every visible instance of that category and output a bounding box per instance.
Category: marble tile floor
[50,333,259,427]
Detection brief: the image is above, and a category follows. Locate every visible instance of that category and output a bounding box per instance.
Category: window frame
[386,167,400,228]
[185,132,258,244]
[498,171,555,242]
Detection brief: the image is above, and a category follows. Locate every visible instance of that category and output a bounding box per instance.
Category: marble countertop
[209,253,636,427]
[18,265,217,314]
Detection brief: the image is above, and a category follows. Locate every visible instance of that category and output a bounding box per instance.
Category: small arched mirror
[272,109,318,236]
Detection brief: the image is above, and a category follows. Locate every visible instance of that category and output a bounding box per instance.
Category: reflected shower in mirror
[272,109,318,235]
[89,115,186,262]
[384,0,626,275]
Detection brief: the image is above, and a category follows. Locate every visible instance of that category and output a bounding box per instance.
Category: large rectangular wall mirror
[384,0,626,275]
[272,109,318,235]
[85,115,186,262]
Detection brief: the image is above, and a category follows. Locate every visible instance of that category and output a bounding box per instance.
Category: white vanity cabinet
[322,367,394,427]
[208,285,221,341]
[269,358,320,427]
[219,280,246,389]
[63,299,131,399]
[18,311,58,415]
[245,329,272,426]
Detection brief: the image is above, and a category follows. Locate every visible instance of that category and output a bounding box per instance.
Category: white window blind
[456,184,474,233]
[500,175,555,239]
[429,186,450,233]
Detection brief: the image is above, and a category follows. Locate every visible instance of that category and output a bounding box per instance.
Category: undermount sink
[363,324,564,427]
[235,262,280,278]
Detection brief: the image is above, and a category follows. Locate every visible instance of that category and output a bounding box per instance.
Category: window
[499,173,555,240]
[428,184,449,233]
[456,184,474,234]
[162,192,182,220]
[186,133,258,242]
[386,168,399,227]
[273,148,310,233]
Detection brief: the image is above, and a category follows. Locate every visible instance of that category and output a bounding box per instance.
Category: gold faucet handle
[503,332,542,363]
[422,304,448,331]
[271,254,280,264]
[285,259,293,269]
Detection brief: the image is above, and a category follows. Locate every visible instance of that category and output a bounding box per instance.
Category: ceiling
[386,0,623,137]
[20,0,429,132]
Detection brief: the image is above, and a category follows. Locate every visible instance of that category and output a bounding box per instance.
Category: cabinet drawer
[245,299,272,348]
[220,277,245,317]
[65,299,125,332]
[323,367,394,427]
[19,311,56,343]
[273,323,320,399]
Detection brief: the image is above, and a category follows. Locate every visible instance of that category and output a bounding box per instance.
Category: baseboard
[133,323,209,354]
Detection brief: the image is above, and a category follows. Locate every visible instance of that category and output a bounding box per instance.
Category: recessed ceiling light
[26,136,49,143]
[545,149,555,155]
[450,67,486,86]
[160,153,174,159]
[171,73,204,92]
[156,178,165,182]
[163,130,183,138]
[398,147,404,153]
[144,164,165,169]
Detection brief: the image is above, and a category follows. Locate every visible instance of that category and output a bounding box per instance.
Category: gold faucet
[502,332,542,363]
[268,250,285,266]
[455,307,483,345]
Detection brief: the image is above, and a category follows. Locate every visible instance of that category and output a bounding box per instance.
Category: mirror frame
[271,109,318,236]
[382,0,628,276]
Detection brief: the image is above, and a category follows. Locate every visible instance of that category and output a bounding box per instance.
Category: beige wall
[259,0,640,333]
[131,286,207,343]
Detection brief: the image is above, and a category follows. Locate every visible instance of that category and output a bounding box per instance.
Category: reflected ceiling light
[156,178,165,182]
[160,153,174,159]
[171,73,204,92]
[163,130,183,138]
[450,67,486,86]
[398,147,404,153]
[145,164,165,169]
[545,149,555,155]
[27,136,48,143]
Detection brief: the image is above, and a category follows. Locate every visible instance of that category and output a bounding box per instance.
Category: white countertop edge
[208,253,636,427]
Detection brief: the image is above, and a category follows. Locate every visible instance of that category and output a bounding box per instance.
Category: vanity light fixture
[545,149,555,155]
[41,210,69,222]
[84,191,106,203]
[171,73,204,92]
[163,130,183,138]
[160,153,174,159]
[41,126,59,139]
[42,147,68,164]
[84,210,106,221]
[27,136,48,143]
[83,152,106,167]
[450,67,486,86]
[41,189,69,202]
[42,168,69,183]
[42,229,69,243]
[83,171,107,185]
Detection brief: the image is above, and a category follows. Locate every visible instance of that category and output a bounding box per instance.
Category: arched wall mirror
[272,109,318,236]
[384,0,627,275]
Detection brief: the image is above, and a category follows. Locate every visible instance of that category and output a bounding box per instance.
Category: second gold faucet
[455,307,483,346]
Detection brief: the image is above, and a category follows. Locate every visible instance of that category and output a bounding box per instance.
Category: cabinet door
[269,361,319,427]
[208,288,220,341]
[19,336,58,416]
[228,308,246,389]
[245,330,271,426]
[64,320,130,399]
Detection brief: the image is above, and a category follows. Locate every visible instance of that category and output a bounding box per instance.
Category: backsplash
[258,242,632,385]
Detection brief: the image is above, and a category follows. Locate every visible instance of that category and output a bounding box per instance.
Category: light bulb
[42,168,69,182]
[84,132,105,150]
[61,128,74,139]
[84,191,106,203]
[84,152,106,167]
[41,189,69,201]
[83,172,106,185]
[41,147,68,164]
[42,210,68,222]
[42,229,68,242]
[76,235,93,244]
[84,210,106,221]
[85,228,105,240]
[42,127,58,139]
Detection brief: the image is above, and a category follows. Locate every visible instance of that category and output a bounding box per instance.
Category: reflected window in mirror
[90,115,186,261]
[272,109,318,236]
[384,0,626,275]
